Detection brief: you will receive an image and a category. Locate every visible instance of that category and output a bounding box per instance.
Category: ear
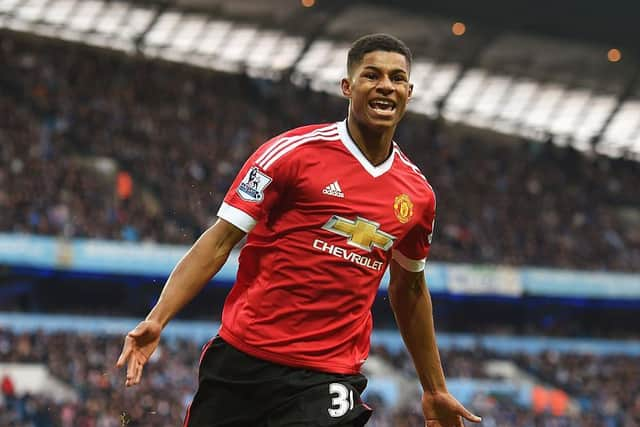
[408,82,414,100]
[341,77,352,98]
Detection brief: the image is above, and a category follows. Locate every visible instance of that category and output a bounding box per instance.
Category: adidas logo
[322,180,344,198]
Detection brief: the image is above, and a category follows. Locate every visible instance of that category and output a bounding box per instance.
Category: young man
[117,34,481,427]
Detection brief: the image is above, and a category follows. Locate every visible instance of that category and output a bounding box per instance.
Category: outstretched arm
[116,218,245,386]
[143,218,245,328]
[388,259,481,426]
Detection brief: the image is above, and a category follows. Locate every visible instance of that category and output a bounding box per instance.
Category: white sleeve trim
[217,202,257,233]
[392,249,426,272]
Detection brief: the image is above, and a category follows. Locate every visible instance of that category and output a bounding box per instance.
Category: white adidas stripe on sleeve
[256,124,338,168]
[262,134,339,170]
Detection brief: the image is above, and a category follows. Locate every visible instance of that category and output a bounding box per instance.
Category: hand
[422,391,482,427]
[115,320,162,387]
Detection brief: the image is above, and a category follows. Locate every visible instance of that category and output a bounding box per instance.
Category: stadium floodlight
[426,65,460,99]
[407,62,435,92]
[520,83,565,135]
[41,0,76,25]
[245,31,304,79]
[12,0,48,22]
[0,0,22,14]
[405,61,434,117]
[493,79,538,131]
[575,96,616,141]
[77,3,152,52]
[191,20,232,56]
[3,15,31,30]
[268,37,305,72]
[245,32,285,79]
[548,89,591,136]
[317,46,350,96]
[94,2,126,35]
[631,138,640,158]
[65,0,103,32]
[216,26,258,68]
[169,15,207,53]
[114,6,153,40]
[245,30,281,69]
[403,61,460,118]
[146,10,181,47]
[292,39,339,85]
[600,100,640,157]
[443,68,487,122]
[471,76,512,121]
[292,39,349,95]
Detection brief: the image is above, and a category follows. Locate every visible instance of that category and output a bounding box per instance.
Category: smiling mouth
[368,99,396,114]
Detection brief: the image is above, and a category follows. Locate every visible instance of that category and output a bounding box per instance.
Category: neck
[346,115,396,166]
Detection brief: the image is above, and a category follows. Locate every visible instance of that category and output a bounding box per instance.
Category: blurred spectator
[2,374,15,397]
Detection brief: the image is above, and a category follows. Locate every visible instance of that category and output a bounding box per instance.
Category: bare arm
[146,218,246,327]
[388,259,446,393]
[388,259,481,426]
[116,218,245,386]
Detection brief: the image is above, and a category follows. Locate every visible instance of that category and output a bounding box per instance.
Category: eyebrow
[361,65,408,75]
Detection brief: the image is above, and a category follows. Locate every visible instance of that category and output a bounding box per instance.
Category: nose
[376,75,394,94]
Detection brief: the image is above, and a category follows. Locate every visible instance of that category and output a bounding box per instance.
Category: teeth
[370,100,394,110]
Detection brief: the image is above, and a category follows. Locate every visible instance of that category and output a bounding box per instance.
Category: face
[341,50,413,132]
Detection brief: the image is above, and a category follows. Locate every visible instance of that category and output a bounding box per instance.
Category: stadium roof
[369,0,639,54]
[175,0,638,55]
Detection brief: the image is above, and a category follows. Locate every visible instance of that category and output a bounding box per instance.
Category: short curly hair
[347,33,412,76]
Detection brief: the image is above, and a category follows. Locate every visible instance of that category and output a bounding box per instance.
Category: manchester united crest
[393,194,413,223]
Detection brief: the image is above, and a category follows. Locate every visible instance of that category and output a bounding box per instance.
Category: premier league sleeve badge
[237,166,273,202]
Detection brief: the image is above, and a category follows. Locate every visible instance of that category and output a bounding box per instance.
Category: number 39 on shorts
[328,383,354,417]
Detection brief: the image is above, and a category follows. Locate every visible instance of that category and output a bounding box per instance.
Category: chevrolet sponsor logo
[312,239,384,271]
[322,216,395,252]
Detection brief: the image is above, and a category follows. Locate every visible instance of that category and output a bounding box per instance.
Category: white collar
[336,120,395,178]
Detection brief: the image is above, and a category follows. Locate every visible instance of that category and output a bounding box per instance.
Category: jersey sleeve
[217,139,291,233]
[392,189,436,272]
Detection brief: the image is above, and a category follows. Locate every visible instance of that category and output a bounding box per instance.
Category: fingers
[125,353,146,387]
[459,406,482,423]
[117,334,146,387]
[126,354,137,386]
[116,338,132,368]
[135,359,145,384]
[423,392,482,426]
[116,324,143,369]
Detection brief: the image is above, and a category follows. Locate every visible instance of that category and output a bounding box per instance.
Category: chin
[364,116,398,131]
[352,111,399,133]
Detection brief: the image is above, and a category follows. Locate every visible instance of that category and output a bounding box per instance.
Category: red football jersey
[217,120,436,374]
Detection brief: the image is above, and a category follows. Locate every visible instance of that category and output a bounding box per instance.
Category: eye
[363,72,377,80]
[393,75,407,82]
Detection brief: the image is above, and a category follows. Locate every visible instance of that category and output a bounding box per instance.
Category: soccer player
[117,33,481,427]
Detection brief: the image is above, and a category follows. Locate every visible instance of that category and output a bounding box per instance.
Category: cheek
[353,91,369,108]
[399,90,411,105]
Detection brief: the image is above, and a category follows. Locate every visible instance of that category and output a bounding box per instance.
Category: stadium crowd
[375,344,640,427]
[516,350,640,426]
[2,328,640,426]
[1,32,639,271]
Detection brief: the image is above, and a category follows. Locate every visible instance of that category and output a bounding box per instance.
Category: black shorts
[183,336,372,427]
